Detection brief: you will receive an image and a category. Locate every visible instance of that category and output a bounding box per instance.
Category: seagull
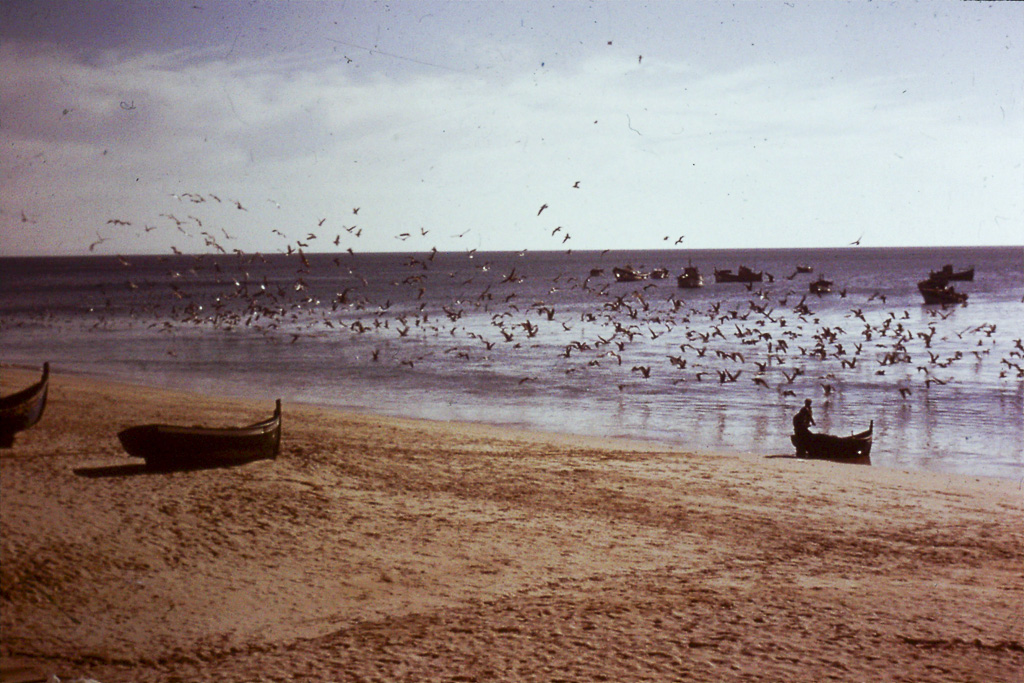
[849,233,863,246]
[88,231,110,252]
[537,203,549,216]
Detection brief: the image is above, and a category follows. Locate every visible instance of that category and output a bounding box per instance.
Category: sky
[1,0,1022,256]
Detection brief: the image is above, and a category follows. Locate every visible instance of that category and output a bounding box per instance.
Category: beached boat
[809,278,833,294]
[918,279,968,305]
[714,266,763,283]
[676,264,704,289]
[612,266,648,282]
[929,264,974,282]
[118,399,282,470]
[791,421,873,465]
[0,363,49,448]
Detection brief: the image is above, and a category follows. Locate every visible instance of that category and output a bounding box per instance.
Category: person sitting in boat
[793,399,815,437]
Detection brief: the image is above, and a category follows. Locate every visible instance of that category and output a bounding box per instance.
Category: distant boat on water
[929,264,974,283]
[676,264,704,289]
[917,279,968,305]
[612,266,648,282]
[714,266,763,283]
[809,278,833,295]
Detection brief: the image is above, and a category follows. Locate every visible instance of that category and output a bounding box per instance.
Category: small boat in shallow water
[0,363,49,448]
[118,400,282,470]
[791,421,873,465]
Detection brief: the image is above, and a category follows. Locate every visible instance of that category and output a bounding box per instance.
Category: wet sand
[1,367,1021,682]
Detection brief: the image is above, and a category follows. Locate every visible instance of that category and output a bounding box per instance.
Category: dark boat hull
[791,421,873,465]
[918,280,968,305]
[0,363,49,448]
[118,400,282,470]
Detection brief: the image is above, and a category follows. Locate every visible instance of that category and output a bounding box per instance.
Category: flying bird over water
[88,231,110,252]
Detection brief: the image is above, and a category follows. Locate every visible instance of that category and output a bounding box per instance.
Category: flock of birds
[64,192,1024,417]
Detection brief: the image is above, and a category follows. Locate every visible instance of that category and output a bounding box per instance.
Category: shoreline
[7,363,1019,482]
[2,368,1022,682]
[2,361,754,462]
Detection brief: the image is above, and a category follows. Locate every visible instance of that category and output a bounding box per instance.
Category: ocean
[2,246,1022,479]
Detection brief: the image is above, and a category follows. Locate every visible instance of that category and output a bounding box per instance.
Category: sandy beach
[1,367,1021,682]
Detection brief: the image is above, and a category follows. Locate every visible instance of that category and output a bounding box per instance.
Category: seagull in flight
[849,233,863,246]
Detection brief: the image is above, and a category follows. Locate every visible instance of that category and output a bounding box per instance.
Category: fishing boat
[0,363,49,448]
[650,268,669,279]
[809,278,833,294]
[118,399,282,470]
[791,421,873,465]
[676,264,704,289]
[612,266,648,282]
[713,266,763,283]
[917,279,968,305]
[928,264,974,282]
[795,265,813,274]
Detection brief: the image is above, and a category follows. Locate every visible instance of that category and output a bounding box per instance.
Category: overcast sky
[1,0,1021,256]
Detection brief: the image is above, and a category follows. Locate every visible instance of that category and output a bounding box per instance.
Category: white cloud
[1,38,1021,256]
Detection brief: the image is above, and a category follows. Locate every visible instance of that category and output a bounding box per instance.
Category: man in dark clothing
[792,399,815,457]
[793,398,815,436]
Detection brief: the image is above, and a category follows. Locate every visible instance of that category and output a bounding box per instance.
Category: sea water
[2,246,1022,479]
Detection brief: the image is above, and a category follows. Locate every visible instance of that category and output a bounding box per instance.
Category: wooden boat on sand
[791,421,873,465]
[118,400,282,470]
[0,363,49,448]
